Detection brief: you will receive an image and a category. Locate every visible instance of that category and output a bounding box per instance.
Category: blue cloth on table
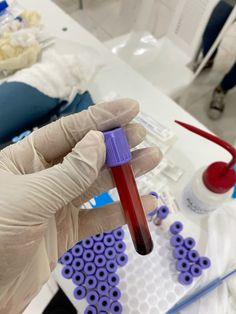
[0,81,94,144]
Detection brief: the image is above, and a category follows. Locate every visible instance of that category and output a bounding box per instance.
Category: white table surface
[18,0,231,312]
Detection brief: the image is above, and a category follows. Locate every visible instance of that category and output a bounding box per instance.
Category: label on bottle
[182,186,217,214]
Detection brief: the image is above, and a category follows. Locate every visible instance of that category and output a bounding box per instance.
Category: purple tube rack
[116,253,128,267]
[176,259,190,272]
[61,265,74,279]
[84,305,97,314]
[73,286,87,300]
[190,264,202,277]
[98,296,110,311]
[187,250,199,263]
[85,275,98,290]
[93,242,105,255]
[170,221,184,235]
[178,272,193,285]
[112,228,124,241]
[106,260,118,273]
[114,241,126,254]
[172,246,187,259]
[108,273,120,287]
[82,238,94,249]
[104,234,115,247]
[94,255,106,268]
[71,243,83,257]
[72,271,85,286]
[183,237,196,250]
[61,252,73,265]
[109,287,121,301]
[72,258,85,271]
[104,247,116,260]
[86,290,99,305]
[170,234,184,247]
[97,281,109,296]
[84,262,96,276]
[95,268,108,281]
[198,256,211,269]
[110,301,123,314]
[83,249,95,262]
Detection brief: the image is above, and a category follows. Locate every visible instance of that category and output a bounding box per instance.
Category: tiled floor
[53,0,236,145]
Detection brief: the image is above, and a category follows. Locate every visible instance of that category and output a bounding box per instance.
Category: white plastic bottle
[176,120,236,215]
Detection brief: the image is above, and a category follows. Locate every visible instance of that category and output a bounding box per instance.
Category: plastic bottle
[176,121,236,214]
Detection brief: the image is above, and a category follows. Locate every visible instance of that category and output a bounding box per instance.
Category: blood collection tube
[104,128,153,255]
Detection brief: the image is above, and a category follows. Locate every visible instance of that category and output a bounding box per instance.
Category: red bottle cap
[175,121,236,194]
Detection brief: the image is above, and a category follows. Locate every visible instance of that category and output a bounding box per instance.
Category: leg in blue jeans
[220,62,236,91]
[202,0,233,57]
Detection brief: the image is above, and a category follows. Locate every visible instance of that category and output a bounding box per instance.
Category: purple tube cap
[198,256,211,269]
[103,128,131,167]
[183,237,196,250]
[109,287,121,301]
[113,228,124,241]
[156,205,169,220]
[170,221,184,235]
[110,301,123,314]
[190,264,202,277]
[108,273,120,286]
[98,296,110,311]
[61,265,74,279]
[61,252,73,265]
[116,253,128,267]
[85,275,98,290]
[173,246,187,259]
[86,290,99,305]
[170,234,184,247]
[178,272,193,285]
[73,286,86,300]
[176,259,190,272]
[97,281,109,296]
[187,250,199,263]
[72,271,85,286]
[85,305,97,314]
[71,243,83,257]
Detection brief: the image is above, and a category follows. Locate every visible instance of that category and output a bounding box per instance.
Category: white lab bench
[19,0,231,313]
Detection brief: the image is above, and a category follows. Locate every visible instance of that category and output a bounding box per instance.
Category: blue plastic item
[166,268,236,314]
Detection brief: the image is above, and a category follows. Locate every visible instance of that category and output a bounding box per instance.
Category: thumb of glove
[23,130,105,221]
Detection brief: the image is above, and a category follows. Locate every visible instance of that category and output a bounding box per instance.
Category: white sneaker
[207,89,225,120]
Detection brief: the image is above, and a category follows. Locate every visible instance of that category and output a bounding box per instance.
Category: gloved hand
[0,99,162,314]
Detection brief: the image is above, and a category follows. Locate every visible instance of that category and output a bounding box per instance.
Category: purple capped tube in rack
[105,247,116,260]
[178,272,193,285]
[104,234,115,247]
[183,237,196,250]
[72,258,84,271]
[98,296,110,311]
[84,262,96,276]
[82,237,94,249]
[93,242,105,255]
[109,287,121,301]
[190,264,202,277]
[173,246,187,259]
[170,221,183,234]
[154,205,169,225]
[94,255,106,268]
[108,273,120,287]
[176,259,190,272]
[187,250,199,263]
[95,268,108,281]
[61,265,74,279]
[84,305,97,314]
[170,234,184,247]
[85,275,98,290]
[86,290,99,305]
[110,301,123,314]
[73,286,86,300]
[149,191,158,198]
[97,281,109,296]
[112,228,124,241]
[114,241,126,254]
[198,256,211,269]
[60,252,73,265]
[92,233,104,242]
[72,271,85,286]
[116,253,128,267]
[71,243,83,257]
[83,249,95,262]
[106,260,118,273]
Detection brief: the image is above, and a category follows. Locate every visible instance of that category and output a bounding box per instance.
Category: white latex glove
[0,99,161,314]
